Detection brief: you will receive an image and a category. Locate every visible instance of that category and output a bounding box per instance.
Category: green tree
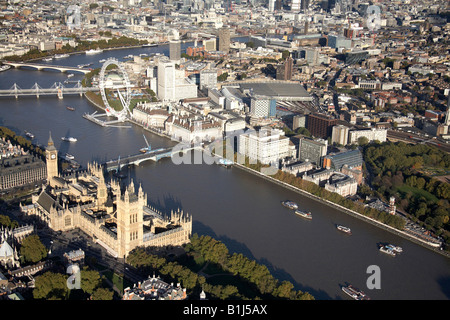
[91,288,114,300]
[81,268,102,294]
[33,272,68,300]
[357,136,369,146]
[0,215,19,229]
[217,72,229,82]
[20,235,47,263]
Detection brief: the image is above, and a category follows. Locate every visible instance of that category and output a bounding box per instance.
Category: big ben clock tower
[46,132,58,184]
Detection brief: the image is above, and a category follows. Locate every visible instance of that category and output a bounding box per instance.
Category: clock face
[51,154,56,159]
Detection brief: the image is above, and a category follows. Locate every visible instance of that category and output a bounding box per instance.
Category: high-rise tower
[169,40,181,61]
[445,95,450,126]
[46,132,58,185]
[116,180,146,257]
[218,27,230,53]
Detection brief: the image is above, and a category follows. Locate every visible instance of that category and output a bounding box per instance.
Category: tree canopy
[20,235,47,264]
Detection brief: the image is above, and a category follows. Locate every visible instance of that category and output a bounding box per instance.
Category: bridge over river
[0,82,99,99]
[3,61,92,74]
[104,145,201,172]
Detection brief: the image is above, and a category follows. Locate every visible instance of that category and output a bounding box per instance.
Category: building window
[65,216,71,227]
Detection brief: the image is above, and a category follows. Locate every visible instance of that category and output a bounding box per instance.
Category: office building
[348,128,387,145]
[276,57,294,80]
[218,27,230,53]
[327,34,352,49]
[298,137,328,165]
[199,69,217,90]
[169,40,181,61]
[293,114,307,130]
[239,127,290,165]
[331,125,349,146]
[250,97,277,118]
[307,113,337,139]
[157,58,197,101]
[322,149,363,171]
[0,138,46,191]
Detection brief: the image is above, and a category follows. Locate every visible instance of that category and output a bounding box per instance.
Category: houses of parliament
[21,134,192,258]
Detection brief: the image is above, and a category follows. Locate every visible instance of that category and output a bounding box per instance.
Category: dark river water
[0,44,449,300]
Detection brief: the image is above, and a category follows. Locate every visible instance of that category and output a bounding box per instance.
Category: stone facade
[21,135,192,258]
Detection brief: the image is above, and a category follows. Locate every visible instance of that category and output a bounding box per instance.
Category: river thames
[0,44,449,300]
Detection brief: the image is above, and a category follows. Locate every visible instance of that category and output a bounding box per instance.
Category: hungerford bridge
[3,61,92,74]
[0,82,99,99]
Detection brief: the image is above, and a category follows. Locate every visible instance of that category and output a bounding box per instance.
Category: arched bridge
[3,61,92,74]
[104,145,201,172]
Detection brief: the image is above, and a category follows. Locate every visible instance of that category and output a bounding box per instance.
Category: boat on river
[54,53,69,59]
[66,106,75,111]
[65,153,75,160]
[379,244,396,256]
[336,225,352,235]
[341,285,370,300]
[0,65,11,72]
[386,244,403,254]
[86,48,103,55]
[25,131,34,139]
[281,200,298,210]
[295,209,312,220]
[61,137,77,142]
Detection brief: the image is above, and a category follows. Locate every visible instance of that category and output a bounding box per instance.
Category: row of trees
[3,36,148,62]
[33,268,114,300]
[187,234,313,300]
[127,234,314,300]
[0,126,45,159]
[364,141,450,177]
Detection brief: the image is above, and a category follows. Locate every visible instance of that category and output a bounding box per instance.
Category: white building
[199,69,218,90]
[238,127,290,165]
[157,58,197,102]
[348,128,387,144]
[166,115,222,143]
[324,175,358,197]
[331,125,349,146]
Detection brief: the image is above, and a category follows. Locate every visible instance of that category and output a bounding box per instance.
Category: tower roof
[47,132,57,151]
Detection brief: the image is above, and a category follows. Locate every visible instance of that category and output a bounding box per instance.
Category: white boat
[386,244,403,253]
[54,53,70,59]
[337,225,352,235]
[342,285,370,300]
[61,137,77,142]
[25,131,34,139]
[295,209,312,220]
[42,57,53,62]
[281,201,298,210]
[67,73,74,78]
[0,65,11,72]
[379,245,396,256]
[99,59,106,63]
[86,48,103,55]
[65,153,75,160]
